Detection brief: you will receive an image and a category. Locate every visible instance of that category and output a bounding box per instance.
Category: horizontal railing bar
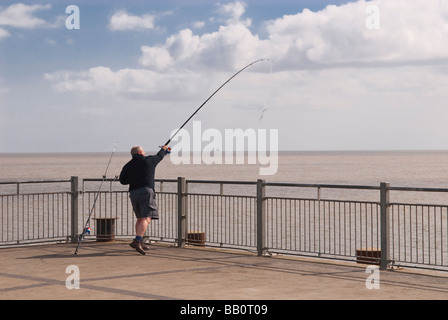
[3,178,448,193]
[264,182,381,190]
[82,178,178,183]
[265,196,379,205]
[389,186,448,192]
[186,180,257,185]
[0,179,71,185]
[0,192,71,196]
[390,202,448,208]
[187,192,256,198]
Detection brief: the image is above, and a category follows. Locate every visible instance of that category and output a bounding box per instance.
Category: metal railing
[1,177,447,271]
[81,178,179,243]
[388,185,448,269]
[0,179,72,245]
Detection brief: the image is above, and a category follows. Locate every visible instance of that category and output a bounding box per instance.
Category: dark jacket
[119,149,165,191]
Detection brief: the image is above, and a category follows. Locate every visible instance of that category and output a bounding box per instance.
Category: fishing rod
[74,141,118,255]
[162,59,268,147]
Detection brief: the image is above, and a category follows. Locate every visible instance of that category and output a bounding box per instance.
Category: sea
[2,150,448,203]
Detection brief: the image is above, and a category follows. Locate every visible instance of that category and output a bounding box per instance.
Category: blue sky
[1,1,351,77]
[1,0,448,153]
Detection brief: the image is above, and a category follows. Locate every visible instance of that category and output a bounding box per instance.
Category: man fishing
[75,60,265,256]
[119,145,169,255]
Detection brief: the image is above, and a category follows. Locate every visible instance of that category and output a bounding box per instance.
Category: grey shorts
[129,187,159,220]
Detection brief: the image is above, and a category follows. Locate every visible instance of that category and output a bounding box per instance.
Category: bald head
[131,146,145,156]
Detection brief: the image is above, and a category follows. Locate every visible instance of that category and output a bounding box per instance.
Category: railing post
[257,179,266,256]
[380,182,390,270]
[177,177,187,248]
[70,176,79,244]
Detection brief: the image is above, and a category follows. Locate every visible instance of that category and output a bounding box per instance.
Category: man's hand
[159,145,171,154]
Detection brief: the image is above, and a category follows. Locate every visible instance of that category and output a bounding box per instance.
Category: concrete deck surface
[1,241,448,300]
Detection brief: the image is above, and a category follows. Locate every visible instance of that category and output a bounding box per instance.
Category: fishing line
[259,59,274,125]
[162,59,270,147]
[74,141,118,255]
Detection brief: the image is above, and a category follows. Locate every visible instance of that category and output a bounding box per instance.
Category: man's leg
[135,217,151,237]
[130,217,152,254]
[136,217,151,251]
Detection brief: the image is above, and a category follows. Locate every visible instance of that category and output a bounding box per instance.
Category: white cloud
[139,23,262,72]
[0,3,51,29]
[192,21,206,29]
[45,0,448,129]
[140,46,173,71]
[0,3,61,41]
[263,0,448,70]
[136,0,448,74]
[219,1,251,27]
[45,38,57,46]
[109,10,155,31]
[0,27,10,39]
[45,66,212,101]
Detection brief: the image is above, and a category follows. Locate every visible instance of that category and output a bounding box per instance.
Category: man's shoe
[130,239,146,255]
[141,242,150,251]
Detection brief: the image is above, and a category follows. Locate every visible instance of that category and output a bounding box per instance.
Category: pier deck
[1,242,448,301]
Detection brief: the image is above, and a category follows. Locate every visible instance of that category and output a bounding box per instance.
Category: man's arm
[151,145,169,166]
[119,164,130,185]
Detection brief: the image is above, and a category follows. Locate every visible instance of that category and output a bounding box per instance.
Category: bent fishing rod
[74,141,118,255]
[162,59,268,148]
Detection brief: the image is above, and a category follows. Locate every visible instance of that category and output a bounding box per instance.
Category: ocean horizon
[2,149,448,188]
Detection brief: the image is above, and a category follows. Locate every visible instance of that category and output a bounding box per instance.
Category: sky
[1,0,448,153]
